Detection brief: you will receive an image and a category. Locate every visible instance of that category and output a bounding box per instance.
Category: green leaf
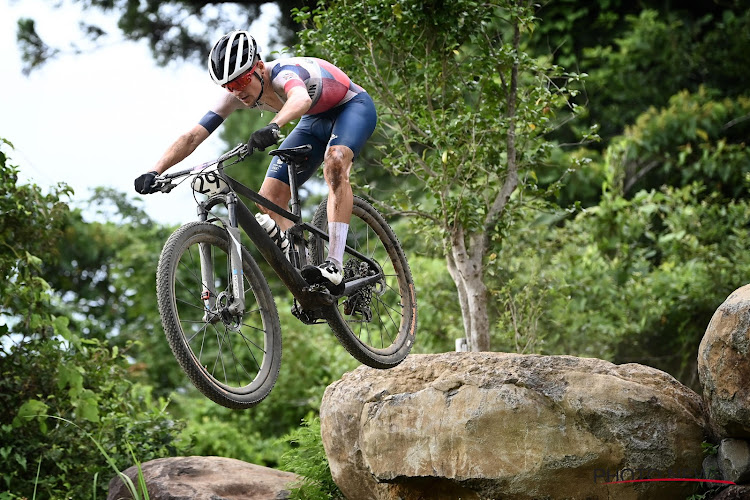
[13,399,49,433]
[76,390,100,423]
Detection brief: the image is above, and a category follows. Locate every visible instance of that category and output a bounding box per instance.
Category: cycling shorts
[265,92,377,186]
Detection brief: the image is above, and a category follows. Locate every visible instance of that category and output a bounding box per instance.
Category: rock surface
[107,456,299,500]
[321,352,707,500]
[718,439,750,484]
[698,284,750,438]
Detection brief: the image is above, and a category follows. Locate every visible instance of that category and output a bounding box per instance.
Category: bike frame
[166,146,384,315]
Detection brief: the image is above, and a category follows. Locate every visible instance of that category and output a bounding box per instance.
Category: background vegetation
[4,0,749,497]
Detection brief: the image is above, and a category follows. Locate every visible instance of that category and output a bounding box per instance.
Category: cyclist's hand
[248,123,280,152]
[134,171,158,194]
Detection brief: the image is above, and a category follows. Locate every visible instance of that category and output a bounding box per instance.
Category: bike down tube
[232,198,334,309]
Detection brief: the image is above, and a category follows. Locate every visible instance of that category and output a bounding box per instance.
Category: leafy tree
[40,189,190,394]
[295,0,586,351]
[0,139,187,499]
[606,88,750,199]
[16,0,313,75]
[490,181,750,388]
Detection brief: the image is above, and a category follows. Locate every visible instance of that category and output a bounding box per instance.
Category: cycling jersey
[266,57,365,115]
[197,56,376,186]
[200,57,365,125]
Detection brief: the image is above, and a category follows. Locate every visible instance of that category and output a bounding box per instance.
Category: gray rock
[718,439,750,484]
[704,454,722,481]
[698,285,750,438]
[107,456,300,500]
[321,352,707,500]
[711,485,750,500]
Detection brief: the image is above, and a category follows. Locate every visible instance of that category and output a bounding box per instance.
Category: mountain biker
[133,30,377,292]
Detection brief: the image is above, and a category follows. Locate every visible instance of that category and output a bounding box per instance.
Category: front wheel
[156,222,281,409]
[311,196,417,368]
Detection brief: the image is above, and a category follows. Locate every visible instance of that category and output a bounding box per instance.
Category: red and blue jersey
[268,57,364,115]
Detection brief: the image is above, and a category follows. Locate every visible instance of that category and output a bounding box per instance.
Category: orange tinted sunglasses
[224,71,254,92]
[223,63,259,92]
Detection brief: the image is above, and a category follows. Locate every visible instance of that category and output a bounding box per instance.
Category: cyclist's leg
[259,116,327,230]
[324,93,377,263]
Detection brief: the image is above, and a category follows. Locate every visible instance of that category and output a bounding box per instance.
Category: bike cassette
[342,260,376,321]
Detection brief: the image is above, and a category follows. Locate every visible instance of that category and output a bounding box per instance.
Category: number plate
[191,169,230,196]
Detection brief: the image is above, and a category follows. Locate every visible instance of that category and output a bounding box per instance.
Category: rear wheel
[311,196,417,368]
[156,222,281,409]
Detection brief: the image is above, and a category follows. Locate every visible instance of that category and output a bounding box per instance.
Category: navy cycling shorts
[265,92,377,185]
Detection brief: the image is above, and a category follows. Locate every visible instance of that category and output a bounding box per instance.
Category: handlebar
[150,142,250,193]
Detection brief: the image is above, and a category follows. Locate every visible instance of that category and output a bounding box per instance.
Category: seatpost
[285,160,308,268]
[287,160,302,218]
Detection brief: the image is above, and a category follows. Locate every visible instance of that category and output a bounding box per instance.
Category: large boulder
[107,456,299,500]
[698,284,750,438]
[321,352,706,500]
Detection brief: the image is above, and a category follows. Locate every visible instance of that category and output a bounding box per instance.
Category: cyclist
[134,30,377,292]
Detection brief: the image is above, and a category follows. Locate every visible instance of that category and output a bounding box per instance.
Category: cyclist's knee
[324,146,353,190]
[259,177,291,209]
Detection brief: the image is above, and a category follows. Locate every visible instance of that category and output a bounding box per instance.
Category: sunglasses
[223,69,255,92]
[223,60,260,93]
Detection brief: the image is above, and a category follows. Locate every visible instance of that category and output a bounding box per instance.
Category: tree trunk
[446,225,491,351]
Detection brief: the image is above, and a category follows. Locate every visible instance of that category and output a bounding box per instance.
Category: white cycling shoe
[301,259,344,294]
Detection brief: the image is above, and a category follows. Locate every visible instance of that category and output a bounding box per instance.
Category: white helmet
[208,30,259,85]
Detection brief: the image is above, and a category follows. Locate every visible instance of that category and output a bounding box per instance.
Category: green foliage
[15,0,312,74]
[278,415,343,500]
[0,139,71,331]
[0,140,188,499]
[491,183,750,386]
[297,0,580,234]
[532,4,750,142]
[43,190,185,396]
[582,9,700,139]
[606,88,750,199]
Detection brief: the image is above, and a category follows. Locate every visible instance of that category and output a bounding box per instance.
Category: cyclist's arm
[271,86,312,128]
[151,125,210,174]
[150,94,241,174]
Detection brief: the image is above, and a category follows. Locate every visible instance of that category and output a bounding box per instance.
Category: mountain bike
[150,143,417,409]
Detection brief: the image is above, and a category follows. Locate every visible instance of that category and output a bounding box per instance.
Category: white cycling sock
[327,222,349,270]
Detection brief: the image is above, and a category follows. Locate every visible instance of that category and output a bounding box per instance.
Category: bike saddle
[269,145,313,164]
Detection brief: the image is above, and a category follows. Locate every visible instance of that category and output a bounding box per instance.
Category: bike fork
[225,194,246,316]
[198,241,217,322]
[197,193,246,319]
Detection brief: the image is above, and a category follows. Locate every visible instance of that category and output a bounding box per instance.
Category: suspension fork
[197,205,217,322]
[196,194,245,319]
[225,193,246,316]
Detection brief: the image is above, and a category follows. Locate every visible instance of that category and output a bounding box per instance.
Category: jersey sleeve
[272,66,308,95]
[198,93,247,133]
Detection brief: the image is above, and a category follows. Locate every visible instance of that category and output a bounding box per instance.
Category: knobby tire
[156,222,281,409]
[311,196,417,368]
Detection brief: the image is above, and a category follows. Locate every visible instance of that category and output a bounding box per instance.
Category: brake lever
[152,177,174,193]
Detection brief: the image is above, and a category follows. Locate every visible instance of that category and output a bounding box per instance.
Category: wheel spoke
[311,198,415,365]
[159,223,280,408]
